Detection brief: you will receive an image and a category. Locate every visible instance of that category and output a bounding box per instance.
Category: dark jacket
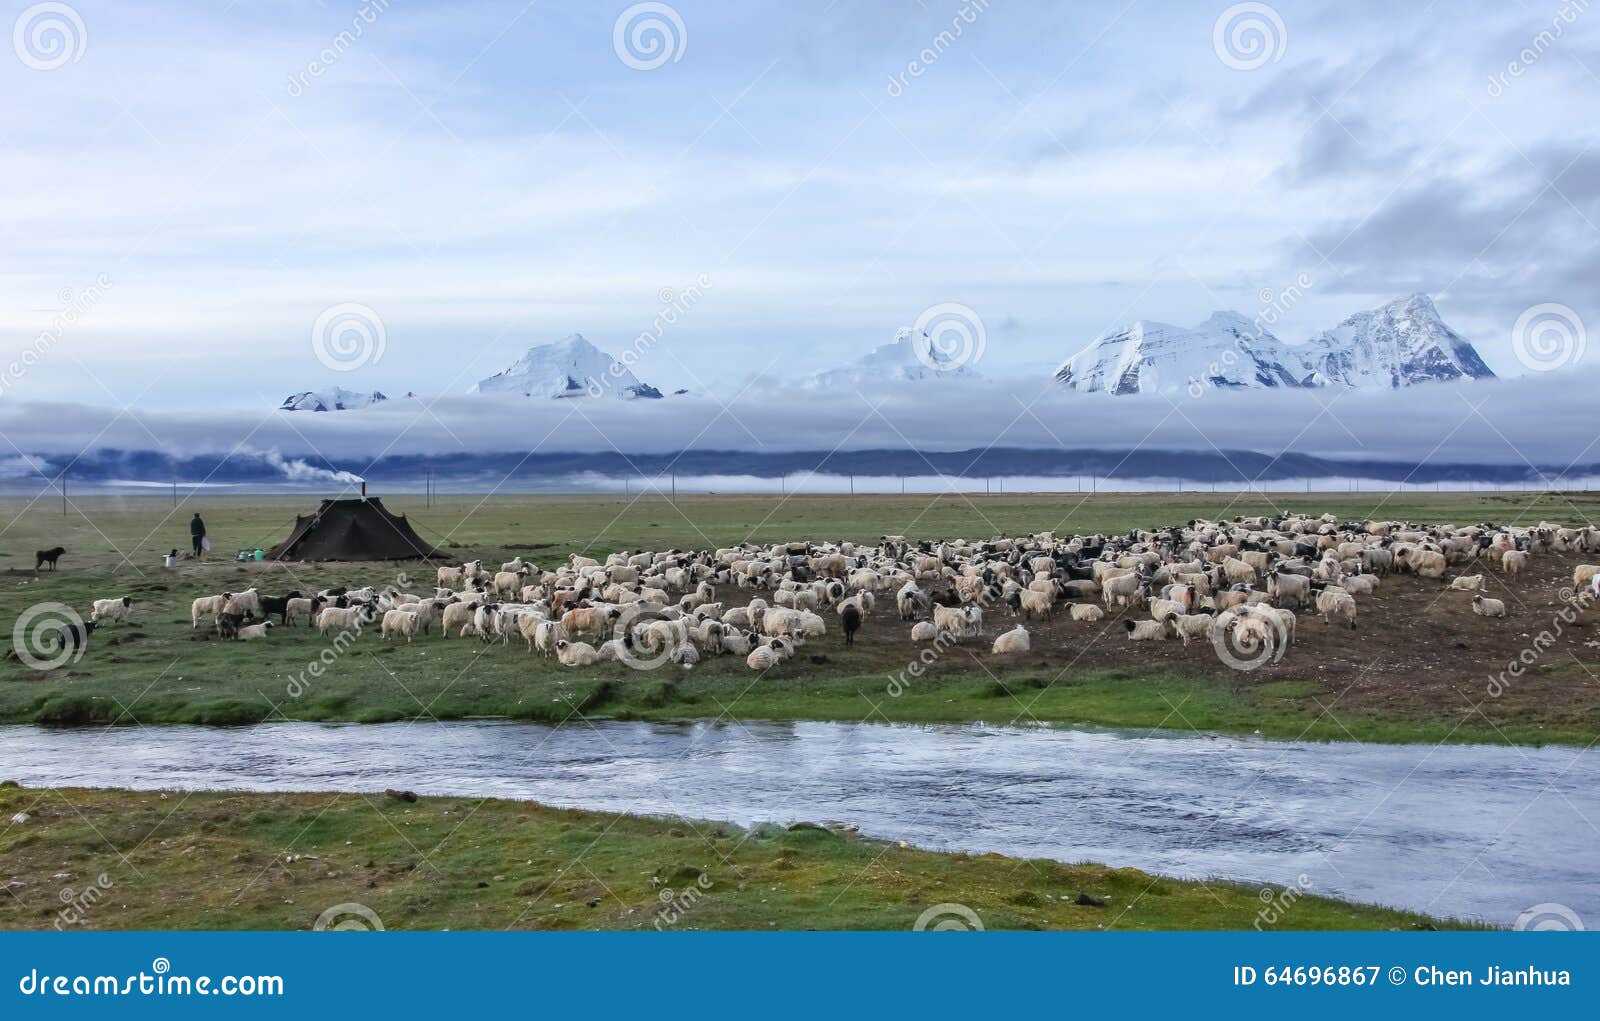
[190,515,206,538]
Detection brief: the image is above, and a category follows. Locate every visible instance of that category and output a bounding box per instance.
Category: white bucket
[163,554,176,568]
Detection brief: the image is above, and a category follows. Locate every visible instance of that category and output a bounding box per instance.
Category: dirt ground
[787,549,1600,736]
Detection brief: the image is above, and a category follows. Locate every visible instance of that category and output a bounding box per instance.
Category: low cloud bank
[2,371,1591,475]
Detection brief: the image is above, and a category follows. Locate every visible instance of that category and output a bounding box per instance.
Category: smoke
[254,450,364,486]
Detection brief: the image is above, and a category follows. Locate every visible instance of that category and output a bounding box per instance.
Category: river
[3,719,1593,926]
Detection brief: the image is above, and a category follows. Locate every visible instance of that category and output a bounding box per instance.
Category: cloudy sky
[3,0,1597,412]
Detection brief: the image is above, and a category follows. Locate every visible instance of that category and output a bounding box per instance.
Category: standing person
[190,512,207,559]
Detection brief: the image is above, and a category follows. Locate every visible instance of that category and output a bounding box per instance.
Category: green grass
[0,785,1459,931]
[4,490,1599,743]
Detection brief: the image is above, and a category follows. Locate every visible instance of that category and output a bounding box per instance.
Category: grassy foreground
[0,784,1454,931]
[3,490,1598,743]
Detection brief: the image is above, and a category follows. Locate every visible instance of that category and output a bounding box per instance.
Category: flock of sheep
[97,512,1596,674]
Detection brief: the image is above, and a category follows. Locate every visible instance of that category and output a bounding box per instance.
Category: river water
[3,719,1593,926]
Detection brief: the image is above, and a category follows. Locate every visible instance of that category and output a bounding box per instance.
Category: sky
[2,0,1598,413]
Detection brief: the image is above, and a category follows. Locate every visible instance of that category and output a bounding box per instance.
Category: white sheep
[1124,619,1166,641]
[1101,573,1143,608]
[1449,574,1486,592]
[90,596,131,623]
[1243,604,1297,648]
[1017,589,1054,620]
[534,619,567,657]
[1472,595,1507,618]
[1068,603,1105,622]
[493,571,522,598]
[191,594,230,629]
[1266,571,1310,609]
[284,596,321,626]
[1339,575,1379,596]
[236,621,274,640]
[670,641,700,665]
[896,581,928,620]
[1164,612,1212,646]
[440,601,477,637]
[1315,588,1357,629]
[910,621,939,642]
[317,605,371,635]
[991,625,1030,654]
[381,609,420,642]
[555,639,599,667]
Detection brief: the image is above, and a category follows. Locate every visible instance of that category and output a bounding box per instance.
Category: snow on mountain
[279,387,388,412]
[805,327,984,390]
[1298,294,1496,388]
[470,334,663,400]
[1055,296,1495,396]
[1054,312,1316,396]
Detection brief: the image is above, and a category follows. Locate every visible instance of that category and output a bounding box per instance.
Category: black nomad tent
[266,497,447,562]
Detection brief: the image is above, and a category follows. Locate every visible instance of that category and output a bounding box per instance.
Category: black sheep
[53,619,96,651]
[258,591,302,623]
[840,604,862,645]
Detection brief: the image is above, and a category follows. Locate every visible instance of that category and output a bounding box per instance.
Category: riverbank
[4,664,1591,746]
[0,784,1458,931]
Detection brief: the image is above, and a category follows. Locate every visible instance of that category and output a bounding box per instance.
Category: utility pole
[671,473,677,500]
[849,474,854,496]
[61,471,66,516]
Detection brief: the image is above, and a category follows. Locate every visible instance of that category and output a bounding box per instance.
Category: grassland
[0,784,1457,931]
[3,489,1598,743]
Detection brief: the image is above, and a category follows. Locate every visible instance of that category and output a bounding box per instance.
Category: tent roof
[266,497,447,562]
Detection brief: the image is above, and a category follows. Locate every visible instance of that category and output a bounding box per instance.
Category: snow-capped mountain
[470,334,663,400]
[279,387,388,412]
[1055,295,1494,396]
[1054,312,1316,396]
[805,327,984,390]
[1298,294,1495,388]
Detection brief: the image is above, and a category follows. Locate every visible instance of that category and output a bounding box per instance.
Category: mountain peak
[803,326,984,390]
[280,387,388,412]
[470,334,663,399]
[1055,295,1495,396]
[1055,313,1311,395]
[1302,294,1494,388]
